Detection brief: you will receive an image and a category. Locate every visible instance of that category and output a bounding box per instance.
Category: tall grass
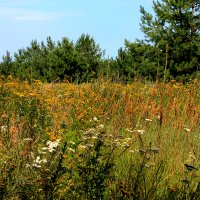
[0,76,199,199]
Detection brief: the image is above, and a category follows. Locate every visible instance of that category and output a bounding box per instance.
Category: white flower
[46,139,61,153]
[98,124,104,129]
[93,116,98,121]
[135,130,145,134]
[78,145,87,150]
[145,119,152,122]
[0,125,7,132]
[35,156,42,164]
[125,138,132,141]
[42,159,47,163]
[184,128,191,132]
[126,129,145,134]
[32,163,41,168]
[23,138,33,142]
[83,128,95,136]
[32,155,48,168]
[86,144,94,147]
[26,164,31,168]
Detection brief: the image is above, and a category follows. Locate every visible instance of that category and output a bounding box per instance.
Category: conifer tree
[0,51,13,76]
[75,34,105,82]
[140,0,200,80]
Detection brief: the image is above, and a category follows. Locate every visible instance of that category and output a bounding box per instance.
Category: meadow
[0,76,199,199]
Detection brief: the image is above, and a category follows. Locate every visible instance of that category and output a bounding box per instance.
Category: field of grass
[0,76,199,199]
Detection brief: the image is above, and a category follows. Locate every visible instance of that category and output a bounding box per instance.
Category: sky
[0,0,154,59]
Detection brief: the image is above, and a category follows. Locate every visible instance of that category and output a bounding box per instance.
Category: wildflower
[83,128,95,136]
[78,145,87,150]
[42,159,47,163]
[86,144,94,147]
[32,156,43,168]
[29,93,36,97]
[26,164,31,168]
[93,116,98,121]
[35,156,42,164]
[0,125,7,132]
[145,119,152,122]
[32,163,42,168]
[135,130,145,134]
[32,156,47,168]
[184,127,191,132]
[14,92,24,97]
[97,124,104,129]
[23,138,33,142]
[46,139,60,153]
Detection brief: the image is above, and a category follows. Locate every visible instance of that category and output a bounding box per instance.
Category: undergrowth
[0,76,199,199]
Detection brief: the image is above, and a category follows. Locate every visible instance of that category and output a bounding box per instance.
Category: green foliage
[75,34,105,82]
[114,40,161,82]
[0,80,55,199]
[140,0,200,81]
[0,51,13,76]
[0,34,105,83]
[101,0,200,83]
[47,37,77,82]
[55,126,115,199]
[13,39,52,82]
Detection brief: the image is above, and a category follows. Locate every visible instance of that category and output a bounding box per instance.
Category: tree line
[0,0,199,83]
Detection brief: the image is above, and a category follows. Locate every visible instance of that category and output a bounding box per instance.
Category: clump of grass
[0,77,64,199]
[55,122,115,199]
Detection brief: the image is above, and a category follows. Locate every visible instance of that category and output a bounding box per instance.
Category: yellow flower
[14,92,24,97]
[29,93,36,97]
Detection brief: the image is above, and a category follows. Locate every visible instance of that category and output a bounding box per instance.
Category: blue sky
[0,0,154,59]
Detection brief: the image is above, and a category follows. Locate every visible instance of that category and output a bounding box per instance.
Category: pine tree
[47,37,77,82]
[0,51,13,76]
[116,40,159,82]
[75,34,105,82]
[140,0,200,80]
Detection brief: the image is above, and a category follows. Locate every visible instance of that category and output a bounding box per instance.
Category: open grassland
[0,76,199,199]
